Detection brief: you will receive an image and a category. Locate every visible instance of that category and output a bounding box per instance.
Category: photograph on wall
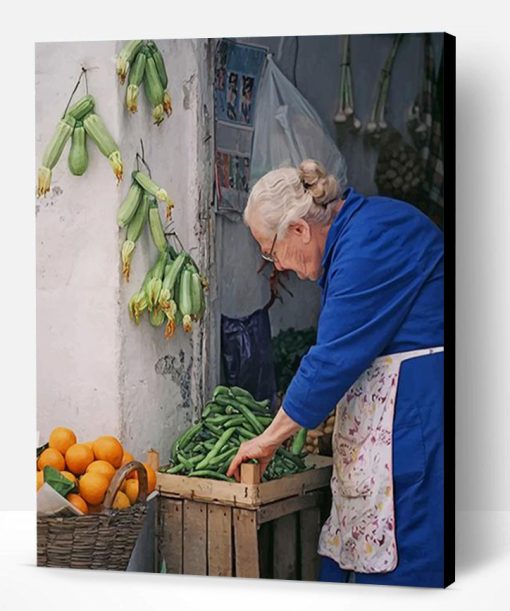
[35,32,454,588]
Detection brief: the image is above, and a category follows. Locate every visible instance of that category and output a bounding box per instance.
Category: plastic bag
[249,53,348,189]
[221,306,277,411]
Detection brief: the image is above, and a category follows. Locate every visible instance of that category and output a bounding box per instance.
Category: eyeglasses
[260,233,278,263]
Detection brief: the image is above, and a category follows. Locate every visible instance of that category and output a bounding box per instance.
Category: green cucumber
[291,427,307,455]
[208,446,238,466]
[177,452,193,470]
[222,415,247,428]
[276,447,306,468]
[203,421,223,437]
[233,394,271,413]
[166,463,186,474]
[212,385,233,399]
[178,422,203,452]
[205,414,237,425]
[238,427,257,439]
[234,403,265,434]
[213,395,236,408]
[195,427,237,470]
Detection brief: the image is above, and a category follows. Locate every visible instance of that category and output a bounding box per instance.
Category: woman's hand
[226,433,279,482]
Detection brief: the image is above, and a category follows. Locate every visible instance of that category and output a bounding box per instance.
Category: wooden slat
[233,508,259,578]
[258,490,323,525]
[157,473,259,507]
[183,500,208,575]
[159,498,183,574]
[241,462,261,484]
[207,504,233,576]
[299,504,322,581]
[257,458,333,506]
[146,449,160,471]
[273,513,298,580]
[157,455,333,508]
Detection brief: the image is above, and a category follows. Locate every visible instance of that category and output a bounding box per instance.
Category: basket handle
[103,460,148,509]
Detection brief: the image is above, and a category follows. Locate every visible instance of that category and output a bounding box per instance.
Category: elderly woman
[226,159,444,588]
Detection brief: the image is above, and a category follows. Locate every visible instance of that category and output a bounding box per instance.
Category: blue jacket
[283,187,445,587]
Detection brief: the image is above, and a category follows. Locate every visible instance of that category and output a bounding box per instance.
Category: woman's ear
[289,219,312,243]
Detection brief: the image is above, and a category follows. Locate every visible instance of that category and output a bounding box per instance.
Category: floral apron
[317,346,444,573]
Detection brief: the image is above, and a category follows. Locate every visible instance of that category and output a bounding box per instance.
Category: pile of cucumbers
[160,385,311,482]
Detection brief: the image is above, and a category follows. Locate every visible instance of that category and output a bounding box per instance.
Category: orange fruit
[48,427,77,455]
[82,441,95,453]
[131,463,156,494]
[37,448,65,471]
[60,471,78,485]
[78,471,110,505]
[92,436,123,468]
[86,460,116,483]
[123,479,139,505]
[121,451,134,466]
[112,491,130,510]
[88,503,103,514]
[36,471,44,491]
[66,493,89,514]
[65,443,95,475]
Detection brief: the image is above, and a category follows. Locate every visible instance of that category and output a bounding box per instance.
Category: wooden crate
[155,455,333,580]
[156,454,333,508]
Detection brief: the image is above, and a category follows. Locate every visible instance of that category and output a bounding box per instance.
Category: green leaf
[43,465,76,497]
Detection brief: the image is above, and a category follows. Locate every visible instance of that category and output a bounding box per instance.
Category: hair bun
[298,159,339,206]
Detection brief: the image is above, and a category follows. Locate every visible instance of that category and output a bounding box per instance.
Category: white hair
[243,159,341,238]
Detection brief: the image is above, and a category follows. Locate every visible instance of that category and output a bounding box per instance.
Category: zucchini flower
[126,84,140,114]
[128,290,148,325]
[163,91,173,117]
[152,104,165,126]
[108,151,124,184]
[163,300,177,339]
[121,240,136,282]
[146,277,163,312]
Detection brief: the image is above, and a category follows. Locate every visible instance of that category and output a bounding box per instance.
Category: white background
[1,0,509,607]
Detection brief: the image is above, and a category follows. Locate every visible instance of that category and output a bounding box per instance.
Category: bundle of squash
[117,169,175,281]
[36,95,122,197]
[127,247,207,339]
[116,40,172,126]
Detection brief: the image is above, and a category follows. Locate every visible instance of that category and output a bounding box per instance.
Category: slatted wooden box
[154,455,333,579]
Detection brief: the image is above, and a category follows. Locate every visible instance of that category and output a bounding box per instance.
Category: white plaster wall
[36,40,214,468]
[36,41,122,442]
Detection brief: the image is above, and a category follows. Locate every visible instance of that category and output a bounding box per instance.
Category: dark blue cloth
[282,187,445,587]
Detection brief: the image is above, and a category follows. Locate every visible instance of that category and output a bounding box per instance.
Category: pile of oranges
[37,427,156,515]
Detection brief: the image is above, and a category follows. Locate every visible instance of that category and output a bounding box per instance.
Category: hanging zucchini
[68,120,89,176]
[126,50,146,113]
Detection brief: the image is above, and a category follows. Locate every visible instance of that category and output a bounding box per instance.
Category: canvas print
[35,32,454,587]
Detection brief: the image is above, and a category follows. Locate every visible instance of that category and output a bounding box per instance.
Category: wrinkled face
[249,212,325,281]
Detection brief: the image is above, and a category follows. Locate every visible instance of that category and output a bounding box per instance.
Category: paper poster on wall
[214,39,266,127]
[214,39,268,217]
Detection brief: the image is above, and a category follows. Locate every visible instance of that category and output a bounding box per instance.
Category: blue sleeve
[282,247,442,429]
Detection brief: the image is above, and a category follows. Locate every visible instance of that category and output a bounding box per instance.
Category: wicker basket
[37,460,149,571]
